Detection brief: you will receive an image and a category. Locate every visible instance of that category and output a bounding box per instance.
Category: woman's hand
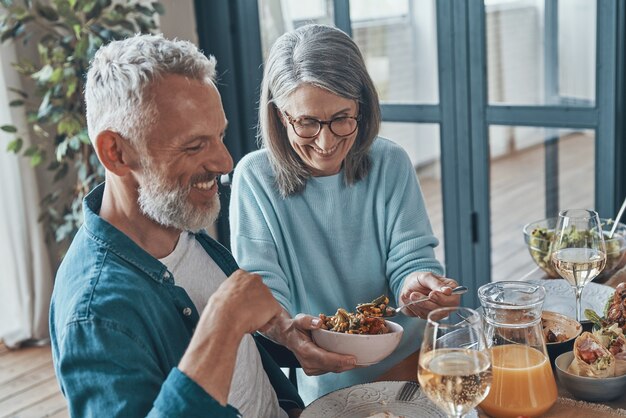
[263,310,357,376]
[399,271,460,318]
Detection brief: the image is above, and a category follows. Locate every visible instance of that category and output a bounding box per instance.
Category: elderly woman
[229,24,460,403]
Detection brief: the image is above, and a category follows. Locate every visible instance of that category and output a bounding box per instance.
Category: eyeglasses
[283,112,360,139]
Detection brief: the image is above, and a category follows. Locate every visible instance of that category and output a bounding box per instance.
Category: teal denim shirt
[50,183,301,417]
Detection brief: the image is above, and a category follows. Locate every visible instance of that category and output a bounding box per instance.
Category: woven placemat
[549,397,626,417]
[478,397,626,417]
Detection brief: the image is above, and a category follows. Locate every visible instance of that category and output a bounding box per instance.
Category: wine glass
[550,209,607,322]
[418,307,492,418]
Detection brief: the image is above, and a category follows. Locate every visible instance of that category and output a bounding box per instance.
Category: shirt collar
[82,182,172,284]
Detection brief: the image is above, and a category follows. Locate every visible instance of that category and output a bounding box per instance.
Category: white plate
[527,279,614,318]
[300,381,478,418]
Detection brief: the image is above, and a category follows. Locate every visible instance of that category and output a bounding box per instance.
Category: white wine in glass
[418,307,491,418]
[550,209,607,322]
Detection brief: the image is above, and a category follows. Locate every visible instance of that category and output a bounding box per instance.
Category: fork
[389,286,469,317]
[396,381,419,402]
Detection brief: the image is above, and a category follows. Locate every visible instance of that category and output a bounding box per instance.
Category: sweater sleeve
[55,319,240,418]
[229,155,295,314]
[383,143,444,300]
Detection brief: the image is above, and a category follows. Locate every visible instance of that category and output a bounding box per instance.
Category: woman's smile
[310,142,339,156]
[283,85,359,176]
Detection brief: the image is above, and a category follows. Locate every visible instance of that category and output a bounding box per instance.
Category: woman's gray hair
[85,34,216,150]
[259,24,381,196]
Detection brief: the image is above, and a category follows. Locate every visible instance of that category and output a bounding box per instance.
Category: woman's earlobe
[276,108,288,127]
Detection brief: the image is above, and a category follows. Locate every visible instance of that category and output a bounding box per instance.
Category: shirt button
[183,307,192,316]
[163,271,171,280]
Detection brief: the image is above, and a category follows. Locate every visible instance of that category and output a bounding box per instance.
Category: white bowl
[555,351,626,402]
[311,320,404,366]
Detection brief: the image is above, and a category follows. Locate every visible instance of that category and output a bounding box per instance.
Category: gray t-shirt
[160,232,286,418]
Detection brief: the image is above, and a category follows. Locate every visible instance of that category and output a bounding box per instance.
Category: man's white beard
[137,163,220,232]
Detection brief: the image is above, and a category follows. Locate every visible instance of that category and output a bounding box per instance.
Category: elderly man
[49,34,302,417]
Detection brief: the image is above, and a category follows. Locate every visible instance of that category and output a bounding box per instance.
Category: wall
[159,0,198,44]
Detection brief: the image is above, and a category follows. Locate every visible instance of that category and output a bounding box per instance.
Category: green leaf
[53,162,69,182]
[74,35,88,58]
[8,87,28,99]
[1,28,15,42]
[24,145,37,157]
[13,23,25,37]
[87,33,102,55]
[50,67,63,83]
[9,99,24,107]
[35,1,60,21]
[66,79,77,97]
[31,64,53,82]
[33,124,49,138]
[26,111,38,123]
[47,160,61,171]
[55,221,73,242]
[30,150,44,166]
[118,20,135,32]
[151,2,164,15]
[85,2,102,20]
[55,140,68,160]
[10,6,28,18]
[0,124,18,133]
[77,160,87,181]
[19,15,35,25]
[136,4,154,16]
[6,137,23,153]
[37,91,51,119]
[58,116,82,136]
[12,60,36,75]
[78,130,90,144]
[54,0,80,25]
[68,135,80,150]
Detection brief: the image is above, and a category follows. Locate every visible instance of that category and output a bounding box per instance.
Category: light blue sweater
[230,137,444,404]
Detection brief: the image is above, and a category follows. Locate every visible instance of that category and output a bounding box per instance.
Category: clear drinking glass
[418,307,492,418]
[550,208,607,321]
[478,281,557,418]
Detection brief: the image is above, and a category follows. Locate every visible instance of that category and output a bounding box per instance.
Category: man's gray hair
[259,24,381,196]
[85,34,216,148]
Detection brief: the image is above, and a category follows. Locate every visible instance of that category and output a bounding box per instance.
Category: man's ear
[94,130,136,176]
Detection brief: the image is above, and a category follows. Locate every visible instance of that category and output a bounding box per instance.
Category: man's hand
[208,269,283,335]
[179,269,282,403]
[399,271,460,318]
[263,310,357,376]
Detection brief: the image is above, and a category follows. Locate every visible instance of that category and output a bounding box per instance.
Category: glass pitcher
[477,281,557,418]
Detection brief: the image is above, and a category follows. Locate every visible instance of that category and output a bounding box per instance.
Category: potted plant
[0,0,164,254]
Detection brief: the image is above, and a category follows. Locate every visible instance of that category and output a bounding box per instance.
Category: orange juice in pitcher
[478,282,557,418]
[480,345,557,418]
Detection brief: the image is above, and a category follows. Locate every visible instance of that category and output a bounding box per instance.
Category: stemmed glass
[418,307,492,418]
[550,209,607,322]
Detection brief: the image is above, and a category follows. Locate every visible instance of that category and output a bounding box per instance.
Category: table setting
[300,207,626,417]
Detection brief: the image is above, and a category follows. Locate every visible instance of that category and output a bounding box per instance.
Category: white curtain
[0,42,53,348]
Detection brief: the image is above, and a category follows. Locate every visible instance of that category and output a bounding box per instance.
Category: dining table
[546,267,626,417]
[301,270,626,418]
